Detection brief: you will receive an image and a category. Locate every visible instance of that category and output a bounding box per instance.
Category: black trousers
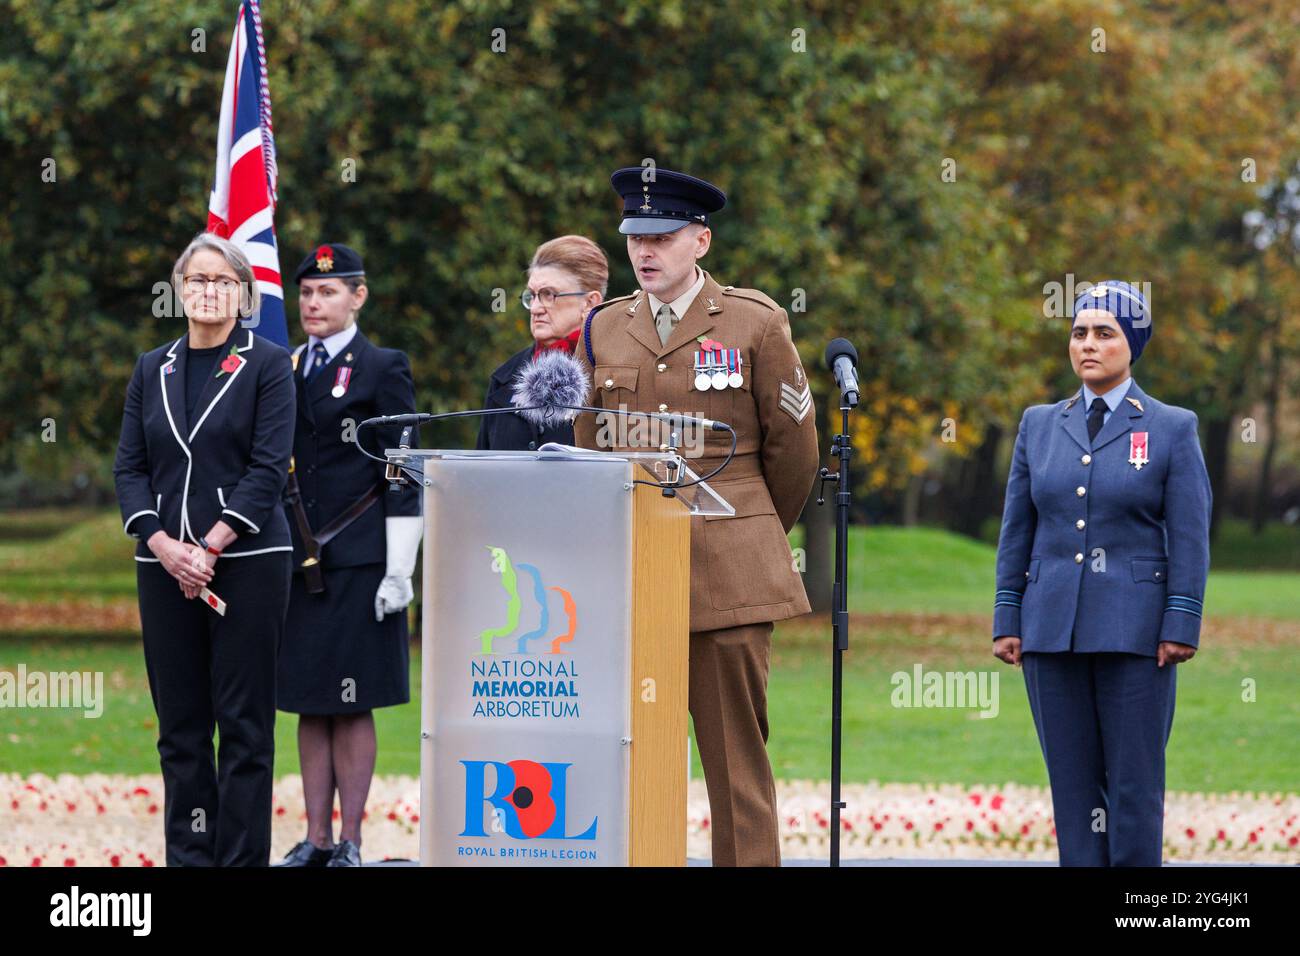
[137,552,291,866]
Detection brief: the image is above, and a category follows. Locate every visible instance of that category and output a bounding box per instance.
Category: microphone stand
[817,398,854,867]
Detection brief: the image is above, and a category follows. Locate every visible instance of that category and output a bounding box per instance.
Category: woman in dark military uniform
[992,281,1211,866]
[476,235,607,450]
[273,244,422,867]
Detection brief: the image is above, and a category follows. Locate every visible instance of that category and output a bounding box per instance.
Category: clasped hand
[151,535,214,599]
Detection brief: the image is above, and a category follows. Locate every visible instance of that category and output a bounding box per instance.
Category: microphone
[824,338,860,408]
[650,412,730,432]
[511,351,592,428]
[361,412,435,427]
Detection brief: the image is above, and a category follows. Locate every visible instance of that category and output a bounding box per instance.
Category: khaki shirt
[574,270,820,632]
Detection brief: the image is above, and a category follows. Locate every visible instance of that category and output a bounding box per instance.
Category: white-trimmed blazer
[113,327,295,560]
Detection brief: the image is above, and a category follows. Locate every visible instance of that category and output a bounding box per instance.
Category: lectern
[383,447,731,867]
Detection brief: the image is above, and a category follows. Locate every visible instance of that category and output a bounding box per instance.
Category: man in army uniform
[572,167,820,866]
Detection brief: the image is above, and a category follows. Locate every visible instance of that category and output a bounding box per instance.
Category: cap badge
[315,245,335,272]
[639,186,652,213]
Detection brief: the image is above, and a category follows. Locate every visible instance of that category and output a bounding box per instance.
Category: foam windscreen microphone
[511,351,593,428]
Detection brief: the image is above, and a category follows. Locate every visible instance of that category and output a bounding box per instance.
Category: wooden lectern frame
[628,481,691,866]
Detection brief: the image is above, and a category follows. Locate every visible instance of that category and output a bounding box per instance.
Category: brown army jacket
[573,269,820,633]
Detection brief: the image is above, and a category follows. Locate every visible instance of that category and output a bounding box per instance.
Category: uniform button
[603,378,614,388]
[1154,571,1163,580]
[658,403,668,412]
[306,466,315,474]
[1081,454,1092,465]
[1025,571,1030,579]
[657,363,667,372]
[1076,486,1086,497]
[1076,519,1085,530]
[1075,552,1084,564]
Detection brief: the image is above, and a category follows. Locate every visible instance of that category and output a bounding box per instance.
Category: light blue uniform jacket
[992,380,1212,655]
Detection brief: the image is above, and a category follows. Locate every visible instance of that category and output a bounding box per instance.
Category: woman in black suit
[113,232,295,866]
[476,235,607,450]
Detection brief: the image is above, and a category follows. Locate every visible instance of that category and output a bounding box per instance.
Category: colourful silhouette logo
[478,545,578,655]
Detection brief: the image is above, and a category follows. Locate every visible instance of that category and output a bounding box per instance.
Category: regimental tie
[655,304,678,346]
[1087,396,1108,444]
[304,342,329,382]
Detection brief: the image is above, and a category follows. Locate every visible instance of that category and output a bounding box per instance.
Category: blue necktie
[304,342,329,382]
[1087,397,1108,444]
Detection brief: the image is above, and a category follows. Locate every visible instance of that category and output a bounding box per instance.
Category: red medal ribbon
[1129,431,1149,469]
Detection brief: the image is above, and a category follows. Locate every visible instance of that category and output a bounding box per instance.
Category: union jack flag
[206,0,287,346]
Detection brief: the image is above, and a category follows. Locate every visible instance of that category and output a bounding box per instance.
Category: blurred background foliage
[1,0,1297,580]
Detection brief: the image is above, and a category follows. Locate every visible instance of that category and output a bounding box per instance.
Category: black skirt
[277,563,411,715]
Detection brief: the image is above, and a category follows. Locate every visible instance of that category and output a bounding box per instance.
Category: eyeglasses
[521,288,588,309]
[183,274,241,294]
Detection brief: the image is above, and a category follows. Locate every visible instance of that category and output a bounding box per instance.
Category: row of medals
[693,350,743,391]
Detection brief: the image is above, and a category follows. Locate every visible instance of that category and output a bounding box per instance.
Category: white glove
[374,516,422,621]
[374,575,414,621]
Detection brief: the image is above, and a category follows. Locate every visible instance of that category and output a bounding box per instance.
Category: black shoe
[273,839,333,867]
[326,839,362,867]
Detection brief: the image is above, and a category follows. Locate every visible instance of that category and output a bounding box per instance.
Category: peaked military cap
[610,167,727,235]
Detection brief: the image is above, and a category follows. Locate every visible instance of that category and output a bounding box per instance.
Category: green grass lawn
[2,510,1297,790]
[7,511,1298,610]
[3,627,1296,793]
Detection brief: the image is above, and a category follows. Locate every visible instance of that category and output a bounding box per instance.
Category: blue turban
[1072,280,1151,363]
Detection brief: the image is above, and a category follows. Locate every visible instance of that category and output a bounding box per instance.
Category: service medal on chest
[331,366,353,399]
[1129,431,1149,470]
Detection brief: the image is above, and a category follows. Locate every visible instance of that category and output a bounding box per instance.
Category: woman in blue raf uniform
[992,281,1211,866]
[273,243,422,867]
[476,235,607,450]
[113,232,295,866]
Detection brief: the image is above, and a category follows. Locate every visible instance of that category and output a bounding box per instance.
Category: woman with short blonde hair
[171,232,261,318]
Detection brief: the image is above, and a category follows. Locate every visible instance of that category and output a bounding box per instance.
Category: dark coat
[285,329,421,570]
[475,344,576,451]
[992,379,1212,654]
[114,326,295,559]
